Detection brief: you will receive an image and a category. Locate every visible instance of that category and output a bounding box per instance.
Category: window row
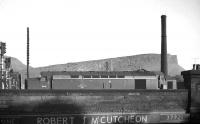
[70,75,125,78]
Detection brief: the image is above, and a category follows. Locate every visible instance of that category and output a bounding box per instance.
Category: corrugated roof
[40,70,156,77]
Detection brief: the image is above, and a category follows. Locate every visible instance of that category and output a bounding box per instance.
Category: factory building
[27,70,160,90]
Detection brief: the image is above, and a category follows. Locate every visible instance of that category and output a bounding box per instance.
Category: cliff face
[19,54,184,78]
[10,57,28,71]
[10,54,184,79]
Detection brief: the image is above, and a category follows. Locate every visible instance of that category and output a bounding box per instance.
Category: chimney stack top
[161,15,166,17]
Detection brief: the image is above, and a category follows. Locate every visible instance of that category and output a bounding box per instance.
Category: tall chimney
[27,27,29,81]
[161,15,168,76]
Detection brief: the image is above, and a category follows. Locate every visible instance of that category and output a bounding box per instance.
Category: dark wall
[0,90,187,114]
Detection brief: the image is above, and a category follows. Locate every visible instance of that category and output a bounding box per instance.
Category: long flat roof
[40,70,156,77]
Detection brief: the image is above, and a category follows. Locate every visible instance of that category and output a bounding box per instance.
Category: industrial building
[27,70,160,90]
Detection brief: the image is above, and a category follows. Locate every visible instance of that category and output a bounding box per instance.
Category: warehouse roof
[40,69,156,77]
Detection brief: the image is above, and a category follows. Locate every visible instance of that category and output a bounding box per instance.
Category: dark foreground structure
[181,66,200,123]
[0,89,189,124]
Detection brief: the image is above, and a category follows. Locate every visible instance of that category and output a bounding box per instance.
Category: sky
[0,0,199,70]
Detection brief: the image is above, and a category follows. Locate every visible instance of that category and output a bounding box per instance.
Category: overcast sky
[0,0,199,70]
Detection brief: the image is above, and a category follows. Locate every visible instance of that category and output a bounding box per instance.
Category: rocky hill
[9,57,29,71]
[3,56,29,71]
[13,54,184,78]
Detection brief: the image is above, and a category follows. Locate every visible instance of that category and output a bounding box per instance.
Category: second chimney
[27,27,29,81]
[161,15,168,76]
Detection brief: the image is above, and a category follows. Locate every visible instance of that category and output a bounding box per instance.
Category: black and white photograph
[0,0,200,123]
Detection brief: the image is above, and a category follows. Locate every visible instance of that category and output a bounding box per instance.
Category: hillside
[6,56,29,71]
[15,54,184,78]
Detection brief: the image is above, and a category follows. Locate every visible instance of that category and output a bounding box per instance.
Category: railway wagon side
[27,78,159,90]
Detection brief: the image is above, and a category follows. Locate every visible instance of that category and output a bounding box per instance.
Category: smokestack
[161,15,168,76]
[27,27,29,81]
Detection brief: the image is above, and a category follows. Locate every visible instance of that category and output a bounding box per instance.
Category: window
[135,79,146,89]
[83,75,91,78]
[40,77,47,82]
[101,75,108,78]
[92,75,99,78]
[167,81,173,89]
[109,75,116,78]
[53,75,70,79]
[71,75,79,78]
[117,75,125,78]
